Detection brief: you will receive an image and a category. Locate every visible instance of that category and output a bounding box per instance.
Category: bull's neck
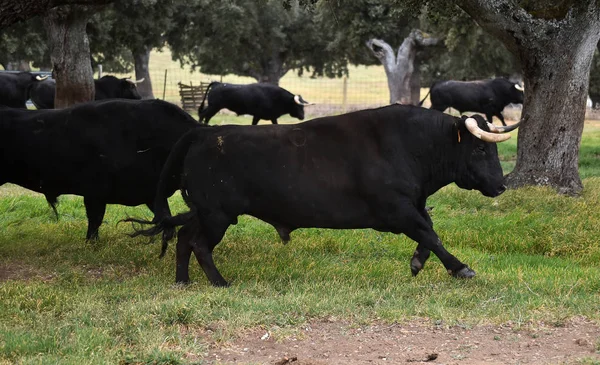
[416,122,462,198]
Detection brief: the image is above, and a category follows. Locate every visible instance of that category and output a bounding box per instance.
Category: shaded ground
[205,318,600,365]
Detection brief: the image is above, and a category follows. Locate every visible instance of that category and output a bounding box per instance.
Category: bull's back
[2,100,198,203]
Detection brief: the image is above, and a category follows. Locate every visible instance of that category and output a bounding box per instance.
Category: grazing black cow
[0,99,198,241]
[0,72,48,108]
[129,104,519,285]
[29,75,144,109]
[420,78,524,126]
[198,81,312,125]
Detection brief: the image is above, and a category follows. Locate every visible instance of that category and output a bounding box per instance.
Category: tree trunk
[246,51,288,85]
[458,0,600,195]
[43,5,96,108]
[132,46,155,99]
[367,30,440,105]
[410,57,422,105]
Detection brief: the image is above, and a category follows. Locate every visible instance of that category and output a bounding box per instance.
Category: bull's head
[121,77,144,100]
[290,94,313,121]
[511,82,525,104]
[455,115,521,197]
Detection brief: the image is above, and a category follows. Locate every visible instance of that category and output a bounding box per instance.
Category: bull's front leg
[400,207,475,278]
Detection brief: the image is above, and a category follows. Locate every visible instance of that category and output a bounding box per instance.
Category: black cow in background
[0,72,48,108]
[420,78,524,126]
[198,81,312,125]
[129,105,519,285]
[0,99,198,242]
[29,75,145,109]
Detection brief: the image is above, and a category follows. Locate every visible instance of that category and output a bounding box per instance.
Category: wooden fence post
[162,69,168,100]
[342,76,348,113]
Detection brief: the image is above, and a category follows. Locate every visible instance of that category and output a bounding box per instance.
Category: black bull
[29,75,144,109]
[198,81,311,125]
[0,99,198,241]
[421,78,524,126]
[130,105,519,285]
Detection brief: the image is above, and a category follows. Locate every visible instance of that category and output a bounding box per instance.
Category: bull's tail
[419,80,442,106]
[198,81,219,122]
[418,89,432,106]
[126,128,200,257]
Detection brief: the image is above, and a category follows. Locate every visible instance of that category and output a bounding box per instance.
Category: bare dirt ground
[204,318,600,365]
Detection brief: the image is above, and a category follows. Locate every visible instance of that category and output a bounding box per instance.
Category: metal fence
[144,66,394,118]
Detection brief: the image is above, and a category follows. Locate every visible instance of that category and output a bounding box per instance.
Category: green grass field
[1,122,600,363]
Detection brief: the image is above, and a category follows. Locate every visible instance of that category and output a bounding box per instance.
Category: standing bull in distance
[420,77,524,126]
[198,81,312,125]
[129,104,520,285]
[0,72,48,108]
[0,99,198,242]
[29,75,145,109]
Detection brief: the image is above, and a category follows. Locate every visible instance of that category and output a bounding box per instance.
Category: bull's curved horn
[126,78,145,85]
[465,118,511,143]
[35,75,49,81]
[515,83,524,92]
[487,120,521,134]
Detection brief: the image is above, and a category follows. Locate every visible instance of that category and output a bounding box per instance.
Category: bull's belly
[244,194,379,230]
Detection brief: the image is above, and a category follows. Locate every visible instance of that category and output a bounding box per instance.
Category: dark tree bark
[458,0,600,195]
[244,51,289,85]
[0,0,112,29]
[132,46,155,99]
[43,5,96,108]
[367,30,440,105]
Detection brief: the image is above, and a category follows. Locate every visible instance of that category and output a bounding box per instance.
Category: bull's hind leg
[83,197,106,241]
[175,221,198,283]
[199,105,220,124]
[190,219,230,287]
[495,112,507,126]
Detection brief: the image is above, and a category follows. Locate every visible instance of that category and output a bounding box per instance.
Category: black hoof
[450,266,476,279]
[209,278,230,287]
[410,257,424,276]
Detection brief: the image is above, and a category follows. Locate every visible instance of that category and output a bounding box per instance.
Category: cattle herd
[0,71,523,286]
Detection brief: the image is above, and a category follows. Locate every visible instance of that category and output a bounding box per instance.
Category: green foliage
[88,0,178,73]
[419,8,520,83]
[320,1,520,83]
[167,0,345,83]
[0,16,49,70]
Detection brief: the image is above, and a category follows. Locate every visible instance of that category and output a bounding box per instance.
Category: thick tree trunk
[246,51,289,85]
[132,46,155,99]
[43,5,96,108]
[367,30,439,105]
[511,46,594,194]
[458,0,600,195]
